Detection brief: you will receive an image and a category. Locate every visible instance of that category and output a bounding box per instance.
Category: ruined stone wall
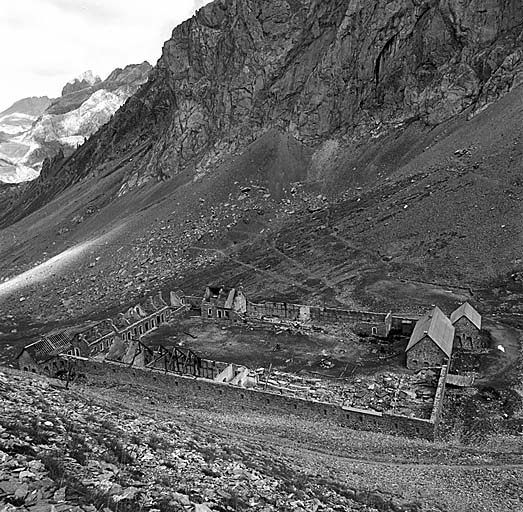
[246,301,396,329]
[247,301,302,320]
[391,316,416,336]
[430,365,448,433]
[88,306,189,357]
[66,357,437,440]
[88,332,119,357]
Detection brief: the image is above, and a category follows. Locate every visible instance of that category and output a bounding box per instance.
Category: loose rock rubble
[257,369,437,418]
[0,370,376,512]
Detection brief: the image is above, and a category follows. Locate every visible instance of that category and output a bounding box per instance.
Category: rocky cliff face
[8,0,522,200]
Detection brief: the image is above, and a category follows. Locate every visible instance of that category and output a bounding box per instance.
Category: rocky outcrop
[3,0,523,216]
[61,70,101,96]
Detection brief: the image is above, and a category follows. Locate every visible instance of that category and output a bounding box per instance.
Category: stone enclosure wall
[64,356,448,441]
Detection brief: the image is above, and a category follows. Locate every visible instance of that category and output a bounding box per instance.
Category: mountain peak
[66,70,100,87]
[62,71,102,96]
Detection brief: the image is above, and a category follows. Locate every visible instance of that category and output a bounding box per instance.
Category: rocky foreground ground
[1,368,522,512]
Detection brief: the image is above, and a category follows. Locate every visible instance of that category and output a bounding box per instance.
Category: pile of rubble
[257,369,437,418]
[0,370,368,512]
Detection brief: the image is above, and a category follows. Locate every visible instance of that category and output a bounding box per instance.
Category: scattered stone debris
[0,369,372,512]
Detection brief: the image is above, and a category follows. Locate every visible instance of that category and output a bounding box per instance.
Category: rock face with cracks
[3,0,523,224]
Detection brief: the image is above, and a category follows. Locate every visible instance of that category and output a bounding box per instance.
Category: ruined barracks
[17,281,483,378]
[406,302,483,370]
[16,291,184,374]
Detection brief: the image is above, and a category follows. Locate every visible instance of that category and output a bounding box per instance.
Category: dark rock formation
[3,0,523,223]
[61,71,101,97]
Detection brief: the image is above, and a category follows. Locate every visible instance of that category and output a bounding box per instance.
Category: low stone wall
[65,356,438,441]
[430,365,449,432]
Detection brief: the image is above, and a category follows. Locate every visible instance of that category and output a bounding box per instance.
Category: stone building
[202,286,247,321]
[354,312,392,338]
[450,302,482,351]
[405,307,455,370]
[17,326,91,375]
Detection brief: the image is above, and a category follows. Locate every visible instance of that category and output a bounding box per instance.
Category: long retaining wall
[64,356,447,441]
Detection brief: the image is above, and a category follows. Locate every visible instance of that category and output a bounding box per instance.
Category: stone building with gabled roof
[202,286,247,321]
[406,307,455,370]
[16,326,91,374]
[450,302,482,351]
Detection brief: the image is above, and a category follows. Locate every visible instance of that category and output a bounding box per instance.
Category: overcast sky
[0,0,212,112]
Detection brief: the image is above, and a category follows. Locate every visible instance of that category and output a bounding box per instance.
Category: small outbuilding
[406,307,455,370]
[450,302,482,351]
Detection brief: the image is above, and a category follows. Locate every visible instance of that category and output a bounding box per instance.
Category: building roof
[20,325,85,363]
[450,302,481,330]
[406,307,455,358]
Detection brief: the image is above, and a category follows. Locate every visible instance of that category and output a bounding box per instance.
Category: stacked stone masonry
[63,356,447,441]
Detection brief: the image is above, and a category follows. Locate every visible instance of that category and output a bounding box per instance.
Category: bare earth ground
[145,318,406,377]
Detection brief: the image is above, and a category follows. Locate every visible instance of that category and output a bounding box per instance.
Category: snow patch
[0,164,39,184]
